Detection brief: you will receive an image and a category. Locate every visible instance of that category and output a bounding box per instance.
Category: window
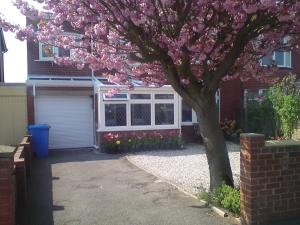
[155,94,174,99]
[131,104,151,126]
[155,104,174,125]
[246,89,267,102]
[261,37,292,68]
[38,33,82,61]
[39,43,56,61]
[261,51,291,68]
[182,101,192,122]
[130,94,151,99]
[105,104,127,126]
[103,93,129,101]
[101,92,178,130]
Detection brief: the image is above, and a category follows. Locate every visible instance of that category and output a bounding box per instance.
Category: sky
[0,0,39,83]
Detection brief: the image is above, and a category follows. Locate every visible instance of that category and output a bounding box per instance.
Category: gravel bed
[127,142,240,195]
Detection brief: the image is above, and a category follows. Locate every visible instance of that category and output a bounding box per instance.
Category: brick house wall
[243,51,300,90]
[220,78,243,122]
[27,40,93,77]
[26,17,95,77]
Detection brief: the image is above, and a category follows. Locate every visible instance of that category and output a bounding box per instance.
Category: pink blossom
[0,0,298,89]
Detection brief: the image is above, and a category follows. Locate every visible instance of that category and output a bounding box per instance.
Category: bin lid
[27,124,50,129]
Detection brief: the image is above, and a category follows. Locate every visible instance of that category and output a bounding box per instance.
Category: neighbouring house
[25,15,300,149]
[0,28,8,83]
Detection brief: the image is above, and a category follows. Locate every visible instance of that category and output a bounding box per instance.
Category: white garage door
[35,95,94,149]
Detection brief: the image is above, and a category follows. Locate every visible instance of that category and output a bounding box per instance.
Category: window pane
[182,101,192,122]
[42,44,54,58]
[285,52,291,67]
[261,56,272,66]
[130,94,151,99]
[155,94,174,99]
[155,104,174,125]
[103,93,128,100]
[105,104,127,126]
[131,104,151,126]
[58,47,70,57]
[275,51,284,66]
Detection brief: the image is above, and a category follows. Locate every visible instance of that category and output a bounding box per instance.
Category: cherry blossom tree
[1,0,300,189]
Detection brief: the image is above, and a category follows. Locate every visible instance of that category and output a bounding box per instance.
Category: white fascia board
[27,80,93,87]
[98,85,174,93]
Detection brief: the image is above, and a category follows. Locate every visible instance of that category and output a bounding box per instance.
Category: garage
[35,94,94,149]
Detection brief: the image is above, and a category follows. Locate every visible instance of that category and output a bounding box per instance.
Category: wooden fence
[0,84,27,146]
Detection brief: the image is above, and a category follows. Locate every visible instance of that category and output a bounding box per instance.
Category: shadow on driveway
[18,149,236,225]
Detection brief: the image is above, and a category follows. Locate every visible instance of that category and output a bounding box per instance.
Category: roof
[0,28,8,53]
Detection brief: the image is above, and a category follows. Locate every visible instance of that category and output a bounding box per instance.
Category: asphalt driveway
[19,149,237,225]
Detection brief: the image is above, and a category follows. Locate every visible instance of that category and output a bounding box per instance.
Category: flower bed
[101,131,182,154]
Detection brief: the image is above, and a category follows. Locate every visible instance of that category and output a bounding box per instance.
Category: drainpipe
[91,70,99,149]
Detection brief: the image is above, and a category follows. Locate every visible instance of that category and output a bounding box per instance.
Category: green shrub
[247,99,276,138]
[197,184,240,216]
[213,184,240,215]
[268,74,300,138]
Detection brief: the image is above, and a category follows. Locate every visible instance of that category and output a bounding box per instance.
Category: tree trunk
[193,93,234,191]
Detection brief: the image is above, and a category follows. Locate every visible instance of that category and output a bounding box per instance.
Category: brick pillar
[240,133,265,225]
[0,150,16,225]
[240,133,300,225]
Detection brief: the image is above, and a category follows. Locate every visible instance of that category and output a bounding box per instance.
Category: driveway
[19,149,237,225]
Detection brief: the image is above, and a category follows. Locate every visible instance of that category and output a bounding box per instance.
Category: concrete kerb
[125,155,241,224]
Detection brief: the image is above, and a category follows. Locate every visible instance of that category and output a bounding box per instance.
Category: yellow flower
[116,140,121,145]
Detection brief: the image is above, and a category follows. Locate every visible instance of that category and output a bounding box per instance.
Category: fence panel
[0,84,27,146]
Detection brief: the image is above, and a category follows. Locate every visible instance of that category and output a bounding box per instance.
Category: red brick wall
[240,134,300,225]
[181,125,202,142]
[242,51,300,90]
[97,129,180,146]
[0,154,15,225]
[27,41,93,76]
[220,78,243,121]
[26,86,34,125]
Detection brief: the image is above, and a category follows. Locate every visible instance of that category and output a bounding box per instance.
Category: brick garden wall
[0,152,15,225]
[240,134,300,225]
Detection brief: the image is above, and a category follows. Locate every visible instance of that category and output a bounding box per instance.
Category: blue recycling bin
[27,124,50,158]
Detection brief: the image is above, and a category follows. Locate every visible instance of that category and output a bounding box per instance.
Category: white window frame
[103,93,129,101]
[99,91,179,131]
[38,42,57,61]
[273,51,291,68]
[260,36,292,68]
[38,32,82,61]
[180,89,220,126]
[104,102,128,127]
[180,100,196,125]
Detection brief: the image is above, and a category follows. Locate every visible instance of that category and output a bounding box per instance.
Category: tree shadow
[17,148,121,225]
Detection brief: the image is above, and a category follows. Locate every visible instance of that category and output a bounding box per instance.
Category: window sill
[277,66,292,69]
[34,59,55,62]
[181,122,194,126]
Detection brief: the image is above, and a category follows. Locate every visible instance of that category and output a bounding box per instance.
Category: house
[25,15,299,149]
[26,16,221,149]
[0,28,8,82]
